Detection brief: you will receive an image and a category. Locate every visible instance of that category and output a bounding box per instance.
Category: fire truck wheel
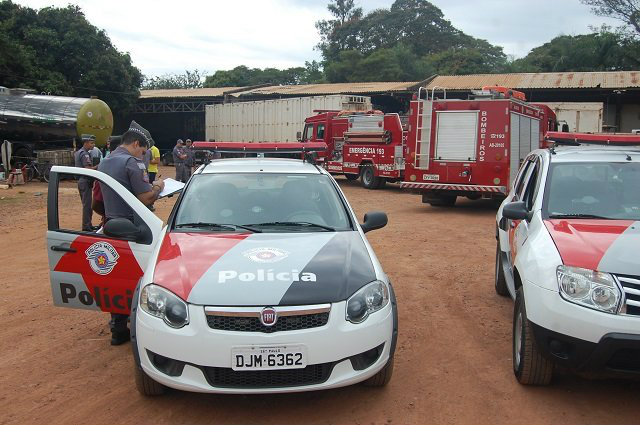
[425,195,456,207]
[495,242,509,296]
[360,166,383,189]
[135,364,166,396]
[345,173,359,181]
[513,287,553,385]
[363,357,394,387]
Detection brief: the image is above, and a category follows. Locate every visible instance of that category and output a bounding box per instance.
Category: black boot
[111,329,131,345]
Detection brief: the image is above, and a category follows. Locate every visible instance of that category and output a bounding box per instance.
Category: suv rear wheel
[513,287,553,385]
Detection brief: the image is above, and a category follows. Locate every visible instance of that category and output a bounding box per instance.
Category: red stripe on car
[153,232,250,300]
[544,219,634,270]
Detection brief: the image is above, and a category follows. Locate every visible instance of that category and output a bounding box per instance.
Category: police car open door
[46,166,163,315]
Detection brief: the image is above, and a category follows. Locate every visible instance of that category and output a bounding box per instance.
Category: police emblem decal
[260,307,278,326]
[242,247,289,263]
[85,241,120,275]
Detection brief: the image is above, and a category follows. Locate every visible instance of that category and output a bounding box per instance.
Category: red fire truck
[301,110,406,189]
[400,87,557,206]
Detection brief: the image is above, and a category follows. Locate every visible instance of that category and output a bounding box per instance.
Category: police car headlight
[557,266,621,314]
[140,284,189,328]
[346,280,389,324]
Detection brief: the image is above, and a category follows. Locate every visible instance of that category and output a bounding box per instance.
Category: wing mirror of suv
[502,201,530,221]
[104,218,143,242]
[360,211,388,233]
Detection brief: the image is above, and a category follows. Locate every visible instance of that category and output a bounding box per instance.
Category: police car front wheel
[135,365,166,396]
[513,288,553,385]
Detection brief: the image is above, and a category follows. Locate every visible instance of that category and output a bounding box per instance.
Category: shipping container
[538,102,603,133]
[205,95,372,143]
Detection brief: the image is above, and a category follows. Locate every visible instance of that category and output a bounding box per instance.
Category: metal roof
[426,71,640,90]
[139,87,247,99]
[230,82,419,97]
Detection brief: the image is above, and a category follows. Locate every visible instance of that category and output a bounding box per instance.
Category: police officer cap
[127,120,153,145]
[81,134,96,142]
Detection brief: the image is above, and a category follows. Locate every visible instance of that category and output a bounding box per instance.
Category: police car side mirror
[361,211,388,233]
[502,201,528,221]
[104,218,141,242]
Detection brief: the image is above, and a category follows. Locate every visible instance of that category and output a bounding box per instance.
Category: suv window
[522,159,540,210]
[515,160,534,200]
[544,161,640,220]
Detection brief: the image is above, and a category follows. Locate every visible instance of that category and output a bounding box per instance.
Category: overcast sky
[15,0,621,78]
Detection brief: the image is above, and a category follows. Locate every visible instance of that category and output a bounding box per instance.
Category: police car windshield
[174,173,352,232]
[545,162,640,220]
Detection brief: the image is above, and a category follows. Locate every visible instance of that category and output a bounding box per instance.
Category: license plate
[231,345,307,371]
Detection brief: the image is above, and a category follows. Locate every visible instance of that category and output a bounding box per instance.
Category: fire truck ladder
[414,86,447,170]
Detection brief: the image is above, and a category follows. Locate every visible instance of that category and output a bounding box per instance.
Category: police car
[495,133,640,385]
[46,150,397,395]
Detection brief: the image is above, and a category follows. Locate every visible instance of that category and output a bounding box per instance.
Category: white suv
[496,142,640,385]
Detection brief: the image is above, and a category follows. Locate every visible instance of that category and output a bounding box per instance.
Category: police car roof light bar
[192,141,328,153]
[545,131,640,147]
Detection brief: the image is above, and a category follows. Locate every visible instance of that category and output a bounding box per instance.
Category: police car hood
[152,231,377,305]
[544,219,640,275]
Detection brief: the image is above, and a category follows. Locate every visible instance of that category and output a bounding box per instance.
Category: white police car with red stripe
[495,133,640,385]
[46,146,397,395]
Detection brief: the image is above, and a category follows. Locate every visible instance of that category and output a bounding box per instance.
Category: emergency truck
[401,87,557,206]
[301,110,406,189]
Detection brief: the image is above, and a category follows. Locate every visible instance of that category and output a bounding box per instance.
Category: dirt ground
[1,165,638,425]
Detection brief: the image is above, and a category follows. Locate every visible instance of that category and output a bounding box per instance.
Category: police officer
[98,121,165,345]
[173,139,187,182]
[184,138,195,179]
[74,134,97,231]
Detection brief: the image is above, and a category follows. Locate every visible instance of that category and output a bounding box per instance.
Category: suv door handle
[51,245,76,253]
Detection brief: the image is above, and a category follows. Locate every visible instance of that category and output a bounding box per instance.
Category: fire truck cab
[401,87,557,206]
[302,111,406,189]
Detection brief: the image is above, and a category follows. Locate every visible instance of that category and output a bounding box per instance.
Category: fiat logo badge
[260,307,278,327]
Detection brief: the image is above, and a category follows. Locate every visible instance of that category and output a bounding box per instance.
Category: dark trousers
[78,179,93,231]
[175,163,187,183]
[110,313,129,334]
[149,171,157,184]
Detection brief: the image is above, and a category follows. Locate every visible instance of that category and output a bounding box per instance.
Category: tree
[203,62,325,88]
[316,0,508,82]
[142,70,204,90]
[510,28,640,72]
[316,0,363,61]
[581,0,640,35]
[0,2,142,115]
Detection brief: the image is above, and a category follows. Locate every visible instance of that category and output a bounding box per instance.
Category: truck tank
[0,91,113,148]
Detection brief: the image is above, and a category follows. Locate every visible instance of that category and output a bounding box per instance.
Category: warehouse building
[129,71,639,152]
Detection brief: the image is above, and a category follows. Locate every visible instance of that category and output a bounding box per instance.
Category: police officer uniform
[97,121,154,345]
[184,139,195,181]
[173,140,187,183]
[98,131,152,222]
[74,134,95,231]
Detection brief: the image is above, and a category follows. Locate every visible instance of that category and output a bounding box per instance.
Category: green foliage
[511,28,640,72]
[0,1,142,114]
[581,0,640,35]
[203,61,325,88]
[142,70,204,90]
[316,0,508,82]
